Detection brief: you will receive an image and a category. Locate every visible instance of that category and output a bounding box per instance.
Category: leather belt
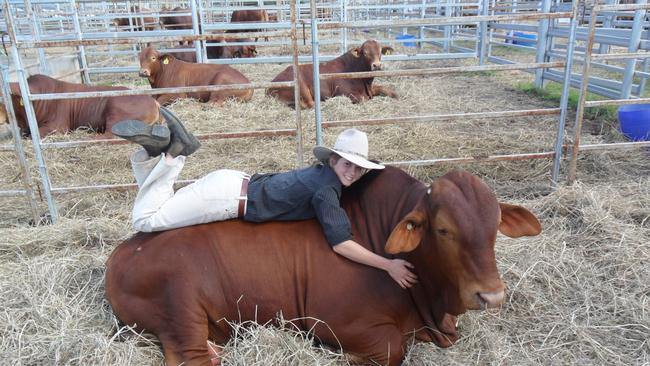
[238,177,249,218]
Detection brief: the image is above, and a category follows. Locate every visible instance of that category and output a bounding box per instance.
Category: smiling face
[329,155,367,187]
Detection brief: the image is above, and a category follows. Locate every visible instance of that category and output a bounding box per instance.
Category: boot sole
[112,120,170,141]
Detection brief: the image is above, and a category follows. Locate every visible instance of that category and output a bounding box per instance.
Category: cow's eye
[437,228,448,236]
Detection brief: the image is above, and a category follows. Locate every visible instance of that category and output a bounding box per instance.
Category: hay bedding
[1,39,649,365]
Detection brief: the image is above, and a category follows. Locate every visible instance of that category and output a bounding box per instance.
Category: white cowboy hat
[313,128,385,170]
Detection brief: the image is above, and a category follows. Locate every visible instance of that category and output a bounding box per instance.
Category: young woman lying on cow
[112,112,418,289]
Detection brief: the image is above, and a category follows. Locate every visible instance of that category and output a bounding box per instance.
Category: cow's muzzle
[139,69,150,77]
[477,289,505,309]
[371,63,382,71]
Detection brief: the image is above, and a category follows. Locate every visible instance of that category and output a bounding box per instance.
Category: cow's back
[17,74,159,134]
[155,60,250,87]
[105,218,400,345]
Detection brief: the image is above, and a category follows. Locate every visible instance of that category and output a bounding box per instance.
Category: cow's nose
[139,69,150,77]
[478,289,505,308]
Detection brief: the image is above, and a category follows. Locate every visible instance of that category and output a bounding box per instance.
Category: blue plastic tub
[617,104,650,141]
[396,34,417,47]
[512,32,537,46]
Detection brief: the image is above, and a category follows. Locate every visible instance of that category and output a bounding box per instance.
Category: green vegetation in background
[515,81,618,122]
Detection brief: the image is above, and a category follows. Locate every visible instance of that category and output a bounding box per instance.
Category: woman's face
[330,156,366,187]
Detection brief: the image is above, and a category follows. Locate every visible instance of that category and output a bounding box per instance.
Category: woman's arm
[333,240,418,289]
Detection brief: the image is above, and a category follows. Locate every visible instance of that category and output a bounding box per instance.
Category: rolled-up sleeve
[311,187,352,246]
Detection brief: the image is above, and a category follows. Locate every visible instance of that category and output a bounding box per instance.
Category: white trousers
[130,149,249,232]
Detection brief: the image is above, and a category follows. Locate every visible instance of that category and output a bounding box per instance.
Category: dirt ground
[0,32,648,365]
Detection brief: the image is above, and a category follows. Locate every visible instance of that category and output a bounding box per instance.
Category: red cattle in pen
[0,74,161,138]
[267,39,398,109]
[159,6,193,30]
[113,5,158,31]
[105,168,542,366]
[227,9,270,42]
[138,46,253,106]
[166,38,257,62]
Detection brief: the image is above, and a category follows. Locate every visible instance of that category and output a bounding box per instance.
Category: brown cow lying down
[227,9,270,42]
[105,168,542,366]
[0,74,161,138]
[138,46,254,106]
[167,38,257,62]
[113,5,158,31]
[159,6,193,30]
[267,39,398,109]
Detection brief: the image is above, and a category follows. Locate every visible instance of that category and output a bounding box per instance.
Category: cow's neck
[342,167,426,255]
[337,52,375,85]
[150,60,174,87]
[343,167,463,345]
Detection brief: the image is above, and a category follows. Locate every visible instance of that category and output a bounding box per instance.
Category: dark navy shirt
[243,164,352,246]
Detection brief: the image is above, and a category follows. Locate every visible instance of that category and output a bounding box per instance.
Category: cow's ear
[351,48,361,58]
[498,203,542,238]
[385,210,427,254]
[381,46,394,55]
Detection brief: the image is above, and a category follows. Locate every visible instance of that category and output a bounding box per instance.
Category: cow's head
[351,39,394,71]
[0,83,30,135]
[138,46,169,82]
[220,39,258,59]
[239,43,258,58]
[384,170,541,314]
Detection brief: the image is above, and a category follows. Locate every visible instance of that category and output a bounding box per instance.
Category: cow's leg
[207,340,222,365]
[38,123,62,138]
[206,94,228,106]
[157,94,184,106]
[299,80,315,109]
[158,331,215,366]
[155,283,218,366]
[371,84,398,99]
[345,327,406,366]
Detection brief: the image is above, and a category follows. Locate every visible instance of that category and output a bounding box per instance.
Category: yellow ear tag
[163,58,169,65]
[19,99,23,106]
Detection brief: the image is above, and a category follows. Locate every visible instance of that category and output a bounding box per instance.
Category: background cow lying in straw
[113,5,158,31]
[159,6,193,30]
[166,38,257,62]
[105,168,542,366]
[138,46,254,106]
[267,39,398,109]
[0,74,161,138]
[227,9,270,42]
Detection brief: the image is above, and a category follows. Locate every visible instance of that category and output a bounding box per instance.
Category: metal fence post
[70,0,90,83]
[619,0,646,98]
[535,0,552,87]
[568,3,599,184]
[310,0,323,146]
[4,1,58,222]
[291,0,304,167]
[0,66,41,223]
[551,0,578,187]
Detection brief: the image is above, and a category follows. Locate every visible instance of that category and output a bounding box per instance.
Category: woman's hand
[332,240,418,289]
[386,259,418,289]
